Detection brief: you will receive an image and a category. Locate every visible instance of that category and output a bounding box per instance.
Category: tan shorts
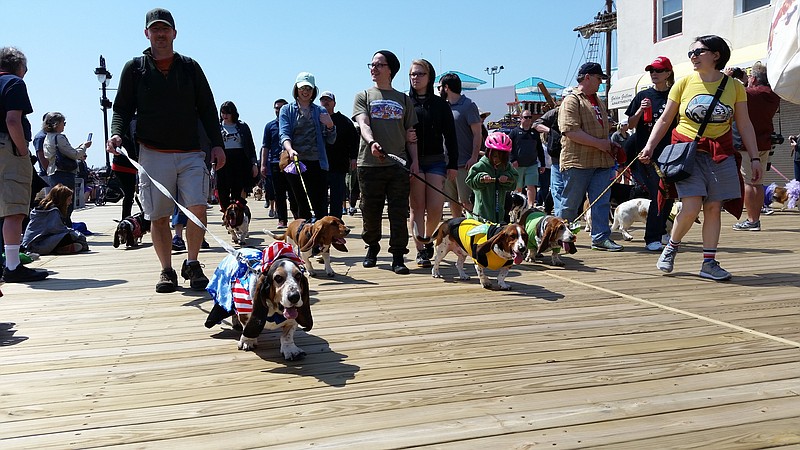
[739,149,770,185]
[0,133,33,217]
[444,167,472,205]
[138,145,209,220]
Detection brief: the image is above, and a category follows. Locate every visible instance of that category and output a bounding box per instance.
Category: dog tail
[412,222,430,244]
[263,229,287,241]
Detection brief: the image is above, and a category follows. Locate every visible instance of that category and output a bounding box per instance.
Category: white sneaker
[646,241,663,251]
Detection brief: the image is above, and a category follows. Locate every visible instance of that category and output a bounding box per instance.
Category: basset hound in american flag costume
[205,242,312,360]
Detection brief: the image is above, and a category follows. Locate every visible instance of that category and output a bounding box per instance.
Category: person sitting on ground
[22,184,89,255]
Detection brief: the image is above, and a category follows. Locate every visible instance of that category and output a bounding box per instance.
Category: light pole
[94,55,112,172]
[485,65,504,88]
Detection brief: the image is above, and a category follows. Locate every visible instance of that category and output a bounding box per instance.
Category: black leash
[376,148,490,223]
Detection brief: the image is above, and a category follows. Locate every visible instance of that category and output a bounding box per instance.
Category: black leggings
[115,170,138,219]
[285,160,328,220]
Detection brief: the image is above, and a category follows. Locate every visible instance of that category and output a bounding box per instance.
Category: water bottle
[643,105,653,123]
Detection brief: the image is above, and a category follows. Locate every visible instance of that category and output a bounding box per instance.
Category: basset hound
[265,216,350,277]
[204,243,313,360]
[113,212,151,249]
[224,200,251,245]
[420,217,527,290]
[518,209,577,266]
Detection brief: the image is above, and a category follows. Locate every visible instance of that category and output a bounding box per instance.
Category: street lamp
[485,65,504,88]
[94,55,112,171]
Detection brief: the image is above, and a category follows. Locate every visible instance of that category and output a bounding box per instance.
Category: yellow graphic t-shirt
[669,73,747,139]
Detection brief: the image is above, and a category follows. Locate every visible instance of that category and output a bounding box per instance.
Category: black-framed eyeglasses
[648,68,668,74]
[367,63,389,70]
[687,48,710,58]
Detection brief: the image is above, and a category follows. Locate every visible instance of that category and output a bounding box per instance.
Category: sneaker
[363,244,380,268]
[416,251,431,268]
[392,255,410,275]
[657,245,678,273]
[591,238,623,252]
[699,260,732,281]
[155,268,178,293]
[661,234,670,245]
[277,221,287,229]
[646,241,663,252]
[172,236,186,251]
[732,219,760,231]
[268,209,276,218]
[201,239,210,249]
[181,260,209,291]
[348,207,357,216]
[2,265,48,283]
[761,206,774,215]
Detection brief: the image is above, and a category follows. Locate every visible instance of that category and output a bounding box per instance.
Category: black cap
[578,62,608,79]
[146,8,175,29]
[375,50,400,79]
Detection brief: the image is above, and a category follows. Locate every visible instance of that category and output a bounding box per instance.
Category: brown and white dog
[204,245,312,360]
[518,209,577,266]
[113,212,151,248]
[236,256,312,359]
[252,185,264,202]
[419,217,527,290]
[265,216,350,277]
[223,200,251,245]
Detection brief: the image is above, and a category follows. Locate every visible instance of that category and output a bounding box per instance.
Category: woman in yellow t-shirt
[638,35,762,281]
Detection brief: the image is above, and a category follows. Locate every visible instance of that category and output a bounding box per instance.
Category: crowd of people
[0,7,787,289]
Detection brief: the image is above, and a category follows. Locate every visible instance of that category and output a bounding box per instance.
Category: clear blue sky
[5,0,615,169]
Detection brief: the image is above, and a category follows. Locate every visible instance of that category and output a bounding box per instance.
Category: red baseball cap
[645,56,673,71]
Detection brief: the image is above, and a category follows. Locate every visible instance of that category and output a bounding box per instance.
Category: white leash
[117,147,258,271]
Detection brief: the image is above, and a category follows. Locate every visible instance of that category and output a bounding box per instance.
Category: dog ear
[300,222,320,253]
[296,274,313,332]
[474,230,503,261]
[537,220,558,256]
[113,228,121,248]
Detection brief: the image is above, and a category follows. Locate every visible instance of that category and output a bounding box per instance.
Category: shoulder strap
[695,75,729,140]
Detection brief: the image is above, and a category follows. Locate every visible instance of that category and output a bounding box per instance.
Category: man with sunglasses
[260,98,296,228]
[352,50,418,274]
[557,62,623,252]
[508,111,546,211]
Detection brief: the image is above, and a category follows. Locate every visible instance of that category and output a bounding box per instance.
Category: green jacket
[465,155,518,223]
[111,49,223,152]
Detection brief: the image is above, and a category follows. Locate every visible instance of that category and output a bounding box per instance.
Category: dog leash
[116,147,261,274]
[376,147,491,224]
[291,155,317,221]
[572,156,639,223]
[769,164,792,182]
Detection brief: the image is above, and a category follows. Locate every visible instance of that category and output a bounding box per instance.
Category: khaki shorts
[138,145,209,220]
[444,167,472,205]
[0,133,33,217]
[739,149,770,185]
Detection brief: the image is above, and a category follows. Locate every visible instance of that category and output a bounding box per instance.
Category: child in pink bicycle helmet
[465,132,518,222]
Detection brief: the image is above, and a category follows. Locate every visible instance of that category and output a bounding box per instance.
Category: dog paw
[553,260,565,267]
[281,344,306,361]
[238,336,258,351]
[498,283,512,291]
[326,271,336,277]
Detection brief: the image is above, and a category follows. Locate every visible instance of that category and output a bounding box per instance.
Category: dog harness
[452,218,511,270]
[523,211,554,252]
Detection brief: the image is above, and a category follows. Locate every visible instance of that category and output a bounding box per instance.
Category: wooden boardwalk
[2,201,800,449]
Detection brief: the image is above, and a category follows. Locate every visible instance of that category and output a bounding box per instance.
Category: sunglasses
[409,72,427,78]
[648,68,668,73]
[687,48,710,58]
[521,116,533,119]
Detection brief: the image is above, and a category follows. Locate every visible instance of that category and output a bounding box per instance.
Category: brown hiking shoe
[156,268,178,293]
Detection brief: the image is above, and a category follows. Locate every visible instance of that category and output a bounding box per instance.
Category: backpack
[546,122,562,159]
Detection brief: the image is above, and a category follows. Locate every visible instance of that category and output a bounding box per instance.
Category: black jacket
[508,126,545,167]
[326,111,359,173]
[111,49,223,151]
[412,94,458,170]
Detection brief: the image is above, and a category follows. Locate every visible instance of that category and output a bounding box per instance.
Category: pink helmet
[485,132,512,152]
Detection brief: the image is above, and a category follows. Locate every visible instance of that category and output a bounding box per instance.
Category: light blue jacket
[278,102,336,171]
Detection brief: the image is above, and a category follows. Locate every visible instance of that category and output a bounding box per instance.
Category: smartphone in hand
[87,133,93,142]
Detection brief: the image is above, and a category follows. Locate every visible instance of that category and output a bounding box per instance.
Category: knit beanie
[375,50,400,79]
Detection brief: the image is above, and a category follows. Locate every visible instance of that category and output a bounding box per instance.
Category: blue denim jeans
[550,163,565,218]
[557,166,615,243]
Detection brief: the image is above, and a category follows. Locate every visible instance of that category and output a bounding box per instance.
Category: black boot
[391,253,410,275]
[363,244,380,268]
